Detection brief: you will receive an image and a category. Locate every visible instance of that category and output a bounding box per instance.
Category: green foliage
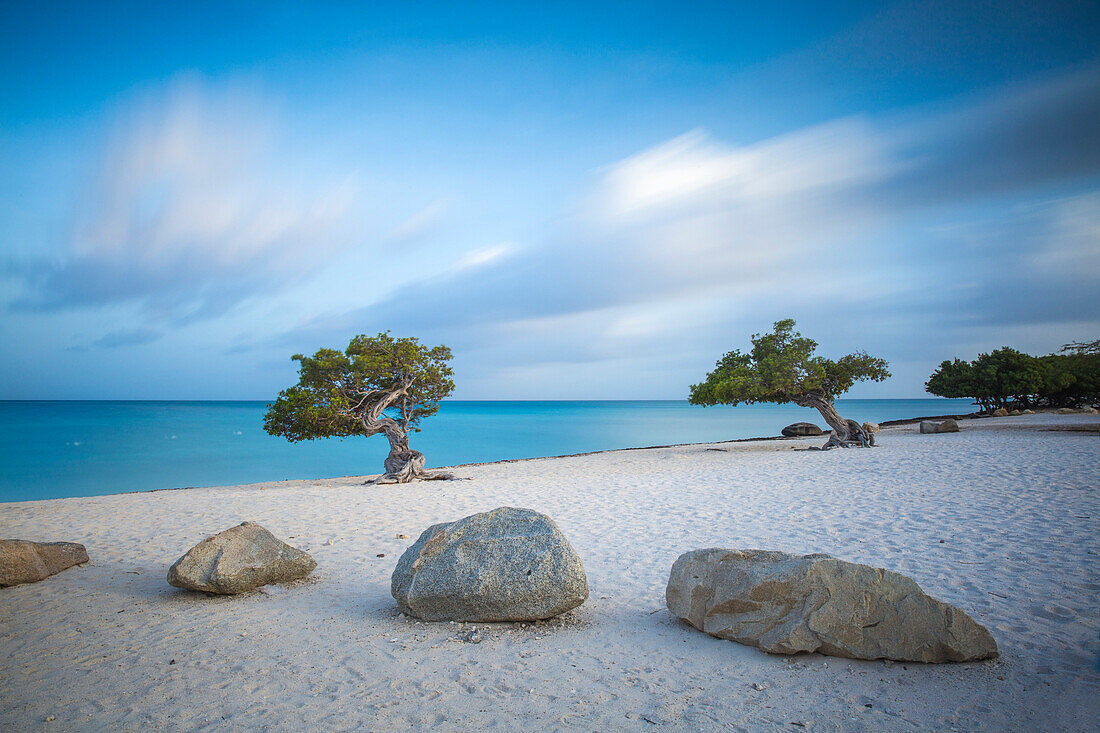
[1038,351,1100,407]
[975,347,1044,409]
[924,358,975,401]
[925,343,1099,409]
[263,332,455,442]
[688,319,890,407]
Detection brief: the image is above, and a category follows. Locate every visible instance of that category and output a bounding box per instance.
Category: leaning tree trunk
[372,422,454,485]
[355,385,454,485]
[793,392,874,450]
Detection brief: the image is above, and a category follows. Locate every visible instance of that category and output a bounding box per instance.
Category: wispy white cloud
[450,242,517,272]
[1032,191,1100,278]
[274,66,1100,397]
[598,121,893,220]
[9,78,359,326]
[385,198,450,243]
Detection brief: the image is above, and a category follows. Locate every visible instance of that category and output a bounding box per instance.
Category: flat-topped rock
[781,422,824,437]
[920,419,959,434]
[392,506,588,622]
[0,540,89,587]
[167,522,316,595]
[666,549,998,663]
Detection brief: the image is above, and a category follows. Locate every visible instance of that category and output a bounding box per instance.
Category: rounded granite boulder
[391,506,588,622]
[167,522,316,595]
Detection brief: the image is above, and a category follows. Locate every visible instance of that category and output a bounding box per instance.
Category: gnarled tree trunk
[792,391,874,450]
[357,384,454,484]
[373,422,453,484]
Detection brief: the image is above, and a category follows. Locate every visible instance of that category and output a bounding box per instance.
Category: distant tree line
[925,340,1099,412]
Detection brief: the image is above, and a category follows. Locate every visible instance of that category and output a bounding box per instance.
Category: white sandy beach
[1,412,1097,731]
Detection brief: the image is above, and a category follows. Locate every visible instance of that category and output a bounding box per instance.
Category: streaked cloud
[272,66,1100,396]
[7,79,359,325]
[92,327,163,349]
[385,198,450,243]
[2,6,1098,400]
[451,243,517,272]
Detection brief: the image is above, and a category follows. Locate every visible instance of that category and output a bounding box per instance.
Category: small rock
[782,422,824,437]
[920,419,959,434]
[167,522,316,595]
[751,682,767,691]
[0,540,89,587]
[169,659,175,665]
[461,628,483,644]
[397,534,409,539]
[323,539,336,546]
[992,408,1010,417]
[377,553,385,558]
[45,716,56,722]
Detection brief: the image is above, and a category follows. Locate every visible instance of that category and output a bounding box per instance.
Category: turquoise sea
[0,399,975,502]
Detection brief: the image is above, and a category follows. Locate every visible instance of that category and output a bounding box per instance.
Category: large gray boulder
[666,549,998,663]
[167,522,316,594]
[0,540,88,587]
[781,422,824,437]
[392,506,588,622]
[920,419,959,434]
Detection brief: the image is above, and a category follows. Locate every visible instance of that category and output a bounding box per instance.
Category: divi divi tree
[689,319,890,449]
[264,333,455,483]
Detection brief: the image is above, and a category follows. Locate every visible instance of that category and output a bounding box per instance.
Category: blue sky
[2,1,1098,399]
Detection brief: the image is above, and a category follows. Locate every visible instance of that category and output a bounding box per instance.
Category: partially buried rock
[992,408,1010,417]
[781,422,824,437]
[0,540,88,587]
[920,419,959,434]
[392,506,588,622]
[666,549,998,663]
[167,522,316,595]
[861,422,880,435]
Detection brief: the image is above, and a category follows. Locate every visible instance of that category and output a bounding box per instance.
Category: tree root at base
[366,448,456,484]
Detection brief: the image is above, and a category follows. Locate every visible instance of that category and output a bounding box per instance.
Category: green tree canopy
[925,345,1097,410]
[689,319,890,449]
[688,319,890,407]
[924,358,976,402]
[264,332,455,483]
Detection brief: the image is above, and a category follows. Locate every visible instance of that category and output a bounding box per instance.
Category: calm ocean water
[0,399,975,502]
